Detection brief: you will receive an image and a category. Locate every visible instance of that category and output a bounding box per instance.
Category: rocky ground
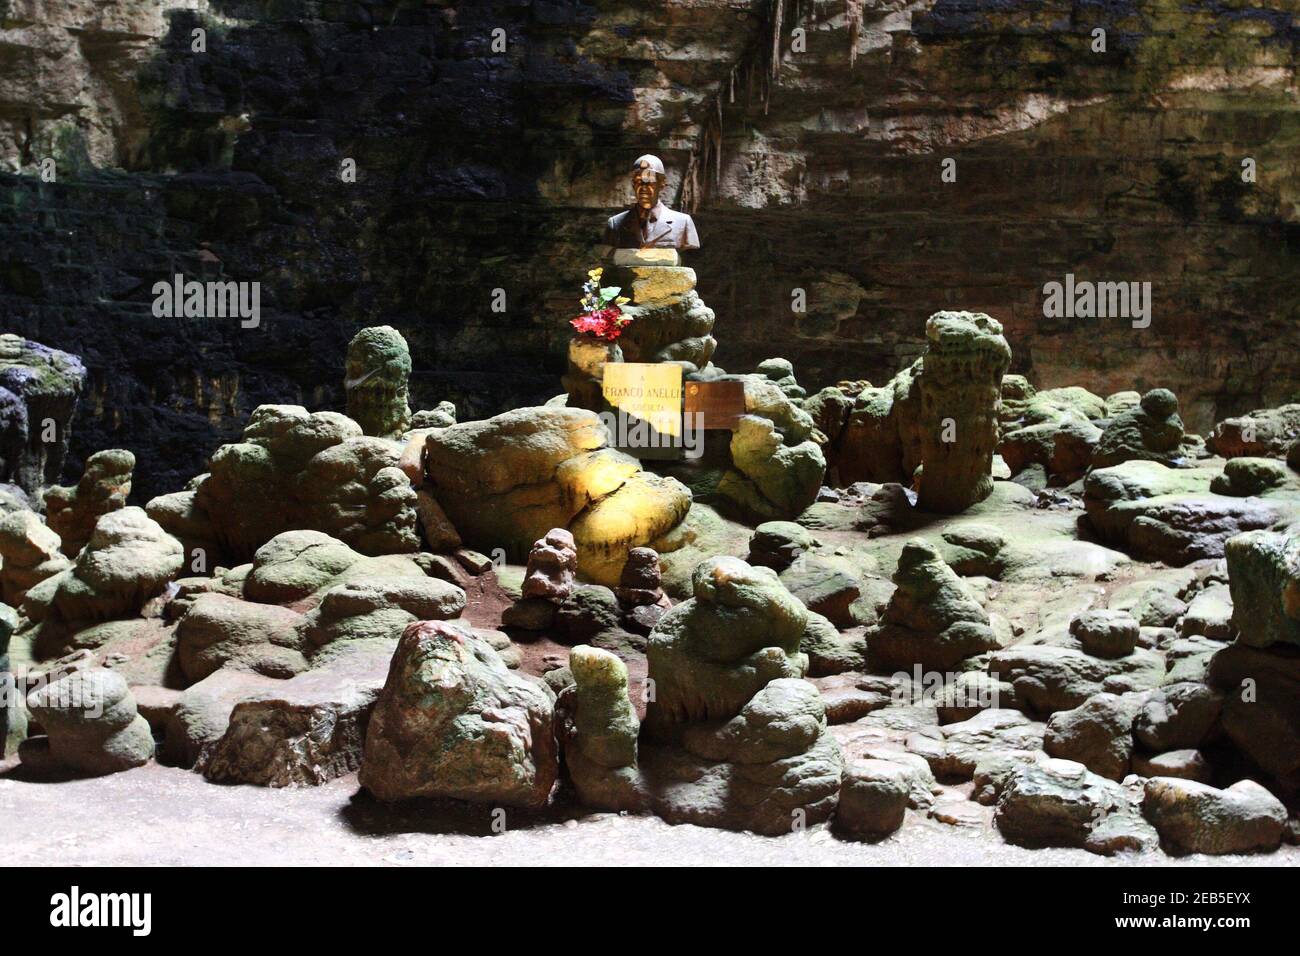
[3,759,1293,868]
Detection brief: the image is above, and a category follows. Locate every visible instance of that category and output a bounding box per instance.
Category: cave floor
[2,759,1294,867]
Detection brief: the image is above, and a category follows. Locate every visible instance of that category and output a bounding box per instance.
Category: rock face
[23,667,154,776]
[148,404,419,563]
[422,406,692,585]
[360,620,559,808]
[916,312,1012,513]
[0,335,86,500]
[44,449,134,557]
[995,759,1157,855]
[567,557,842,836]
[867,539,998,673]
[7,1,1300,503]
[197,644,392,787]
[345,326,412,440]
[1143,777,1287,855]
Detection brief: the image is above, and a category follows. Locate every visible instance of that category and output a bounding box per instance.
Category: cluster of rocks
[2,320,1297,862]
[807,311,1010,514]
[420,405,694,586]
[563,556,844,834]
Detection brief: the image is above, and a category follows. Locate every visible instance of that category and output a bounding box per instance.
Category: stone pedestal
[605,250,716,373]
[562,337,622,412]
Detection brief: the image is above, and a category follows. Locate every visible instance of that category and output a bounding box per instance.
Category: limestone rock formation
[561,336,622,413]
[997,377,1105,483]
[1069,609,1139,659]
[44,449,134,557]
[148,405,419,563]
[0,510,71,607]
[607,252,716,373]
[360,620,559,808]
[643,556,808,735]
[615,546,666,610]
[197,644,393,787]
[565,645,639,769]
[1042,692,1142,781]
[172,529,464,682]
[1206,632,1300,796]
[0,602,17,757]
[756,358,806,401]
[1083,461,1287,564]
[1208,404,1300,459]
[0,335,86,500]
[176,593,308,683]
[747,520,816,572]
[835,758,912,838]
[345,326,412,440]
[567,557,843,835]
[620,367,826,523]
[866,539,998,673]
[916,312,1012,513]
[522,528,578,603]
[1224,530,1300,648]
[25,507,183,628]
[1090,388,1198,470]
[819,364,922,489]
[995,758,1158,855]
[1143,777,1286,855]
[988,642,1166,715]
[422,406,692,585]
[23,667,154,776]
[1133,682,1222,753]
[503,528,577,631]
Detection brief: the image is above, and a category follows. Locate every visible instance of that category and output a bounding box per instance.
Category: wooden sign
[684,380,746,430]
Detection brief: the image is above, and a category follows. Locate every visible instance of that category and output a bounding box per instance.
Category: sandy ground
[2,759,1295,867]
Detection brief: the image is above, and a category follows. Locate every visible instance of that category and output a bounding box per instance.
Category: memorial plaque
[601,362,684,459]
[684,380,746,430]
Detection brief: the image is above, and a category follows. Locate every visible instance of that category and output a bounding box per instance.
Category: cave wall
[1,0,1299,501]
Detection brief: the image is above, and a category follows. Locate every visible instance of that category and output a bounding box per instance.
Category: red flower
[570,306,630,341]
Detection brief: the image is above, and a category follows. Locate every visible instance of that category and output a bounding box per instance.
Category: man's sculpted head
[632,154,666,212]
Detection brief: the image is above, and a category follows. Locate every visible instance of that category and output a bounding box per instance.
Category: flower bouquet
[569,267,632,341]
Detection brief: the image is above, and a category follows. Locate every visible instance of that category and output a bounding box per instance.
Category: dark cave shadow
[338,783,593,837]
[0,759,101,785]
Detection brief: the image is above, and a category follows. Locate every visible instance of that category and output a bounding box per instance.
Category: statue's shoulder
[607,208,633,229]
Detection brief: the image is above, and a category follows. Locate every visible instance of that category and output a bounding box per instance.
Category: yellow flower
[587,268,602,280]
[616,296,630,305]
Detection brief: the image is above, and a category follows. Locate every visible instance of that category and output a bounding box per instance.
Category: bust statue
[604,154,700,251]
